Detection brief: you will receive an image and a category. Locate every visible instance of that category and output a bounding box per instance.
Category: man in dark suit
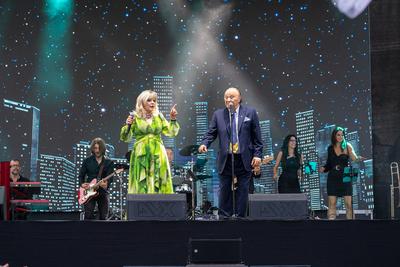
[198,87,263,217]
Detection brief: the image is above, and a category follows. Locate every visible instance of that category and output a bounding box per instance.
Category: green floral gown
[120,113,179,194]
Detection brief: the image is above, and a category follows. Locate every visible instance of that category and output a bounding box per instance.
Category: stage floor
[0,220,399,267]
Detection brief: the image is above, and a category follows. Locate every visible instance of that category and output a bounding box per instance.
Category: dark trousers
[84,193,109,220]
[220,154,251,217]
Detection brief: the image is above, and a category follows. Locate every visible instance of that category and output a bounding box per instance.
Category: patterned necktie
[231,111,239,153]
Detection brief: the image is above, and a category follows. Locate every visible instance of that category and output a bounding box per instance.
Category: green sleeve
[161,115,180,137]
[120,124,133,142]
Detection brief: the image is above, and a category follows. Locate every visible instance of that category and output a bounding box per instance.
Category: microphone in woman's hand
[127,111,135,132]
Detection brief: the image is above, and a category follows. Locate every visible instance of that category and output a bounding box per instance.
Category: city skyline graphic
[0,1,372,211]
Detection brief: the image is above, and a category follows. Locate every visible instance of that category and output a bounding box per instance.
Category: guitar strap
[97,159,105,180]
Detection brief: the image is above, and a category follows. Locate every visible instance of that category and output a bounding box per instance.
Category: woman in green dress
[120,90,179,194]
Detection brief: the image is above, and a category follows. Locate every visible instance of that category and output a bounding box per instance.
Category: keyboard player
[9,159,32,219]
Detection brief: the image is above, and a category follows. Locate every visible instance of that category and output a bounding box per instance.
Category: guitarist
[78,138,115,220]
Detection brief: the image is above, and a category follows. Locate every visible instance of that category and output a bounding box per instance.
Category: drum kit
[172,144,212,219]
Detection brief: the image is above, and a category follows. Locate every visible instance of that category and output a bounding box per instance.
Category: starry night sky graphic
[0,0,371,164]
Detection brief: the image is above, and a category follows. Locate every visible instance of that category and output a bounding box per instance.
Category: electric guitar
[253,155,274,176]
[78,168,124,205]
[262,155,274,165]
[232,155,274,190]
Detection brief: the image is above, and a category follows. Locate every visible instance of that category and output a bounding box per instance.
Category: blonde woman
[120,90,179,194]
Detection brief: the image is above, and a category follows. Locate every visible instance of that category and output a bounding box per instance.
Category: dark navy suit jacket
[201,105,263,174]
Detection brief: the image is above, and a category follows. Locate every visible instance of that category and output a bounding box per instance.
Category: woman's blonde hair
[135,90,159,118]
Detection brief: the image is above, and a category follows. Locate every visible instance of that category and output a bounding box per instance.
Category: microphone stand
[229,106,238,218]
[119,174,123,220]
[348,162,357,220]
[189,156,196,220]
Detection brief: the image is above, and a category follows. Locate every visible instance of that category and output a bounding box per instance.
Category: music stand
[186,165,197,220]
[179,145,199,220]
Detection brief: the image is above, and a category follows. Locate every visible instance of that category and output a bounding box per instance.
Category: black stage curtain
[371,0,400,218]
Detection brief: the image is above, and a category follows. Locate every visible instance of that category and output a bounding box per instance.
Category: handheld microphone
[127,111,135,132]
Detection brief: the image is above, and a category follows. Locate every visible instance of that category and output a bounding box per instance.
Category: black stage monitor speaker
[127,194,186,221]
[189,238,242,264]
[249,193,308,220]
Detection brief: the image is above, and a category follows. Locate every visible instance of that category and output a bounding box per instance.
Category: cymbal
[179,145,200,156]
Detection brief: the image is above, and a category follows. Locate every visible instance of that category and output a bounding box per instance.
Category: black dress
[278,156,301,193]
[324,145,352,196]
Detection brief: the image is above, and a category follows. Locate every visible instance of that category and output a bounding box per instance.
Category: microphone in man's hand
[127,111,135,132]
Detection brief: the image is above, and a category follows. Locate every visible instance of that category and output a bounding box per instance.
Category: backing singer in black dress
[325,146,352,197]
[273,135,303,193]
[320,127,363,220]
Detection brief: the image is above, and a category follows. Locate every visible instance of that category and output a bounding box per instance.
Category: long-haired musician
[78,137,115,220]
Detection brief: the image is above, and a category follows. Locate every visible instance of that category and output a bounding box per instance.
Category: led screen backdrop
[0,0,372,211]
